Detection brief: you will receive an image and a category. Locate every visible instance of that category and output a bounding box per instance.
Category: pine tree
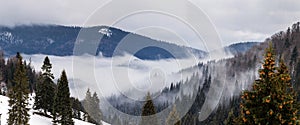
[236,44,300,124]
[285,38,291,48]
[290,46,298,67]
[83,89,103,125]
[140,92,159,125]
[276,59,299,123]
[33,73,43,110]
[0,68,3,95]
[165,105,181,125]
[295,61,300,91]
[7,53,30,125]
[111,114,121,125]
[83,89,93,122]
[34,56,56,115]
[91,92,102,125]
[52,70,74,125]
[224,109,235,125]
[70,97,83,119]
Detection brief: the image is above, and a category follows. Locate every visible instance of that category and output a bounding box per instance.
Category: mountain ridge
[0,24,207,60]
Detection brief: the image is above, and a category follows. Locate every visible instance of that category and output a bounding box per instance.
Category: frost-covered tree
[83,89,103,125]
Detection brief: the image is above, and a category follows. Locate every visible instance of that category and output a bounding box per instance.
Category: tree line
[2,53,103,125]
[136,44,300,125]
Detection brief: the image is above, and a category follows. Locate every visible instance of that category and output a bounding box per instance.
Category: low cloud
[23,54,200,100]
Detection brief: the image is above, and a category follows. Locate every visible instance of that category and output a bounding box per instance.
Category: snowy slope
[0,95,110,125]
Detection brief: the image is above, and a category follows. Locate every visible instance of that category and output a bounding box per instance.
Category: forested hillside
[103,22,300,124]
[0,25,206,60]
[0,53,106,125]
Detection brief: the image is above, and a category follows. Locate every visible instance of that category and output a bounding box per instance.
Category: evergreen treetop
[83,89,103,125]
[140,92,159,125]
[236,44,300,124]
[52,70,74,125]
[34,56,56,115]
[41,56,54,79]
[165,105,181,125]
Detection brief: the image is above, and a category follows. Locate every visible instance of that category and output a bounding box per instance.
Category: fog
[23,54,202,100]
[21,50,257,122]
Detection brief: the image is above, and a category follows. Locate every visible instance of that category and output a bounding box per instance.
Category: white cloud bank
[23,54,200,100]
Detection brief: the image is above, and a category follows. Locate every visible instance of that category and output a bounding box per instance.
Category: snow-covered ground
[0,95,110,125]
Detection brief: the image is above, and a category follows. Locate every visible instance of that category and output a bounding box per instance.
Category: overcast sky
[1,0,300,47]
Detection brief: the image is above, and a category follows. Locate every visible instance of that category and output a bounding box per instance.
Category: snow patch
[0,95,110,125]
[98,28,112,37]
[47,38,55,44]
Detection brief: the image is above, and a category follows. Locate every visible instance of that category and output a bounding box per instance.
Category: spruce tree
[140,92,158,125]
[295,62,300,100]
[236,44,300,124]
[83,89,93,122]
[224,109,235,125]
[83,89,103,125]
[111,114,121,125]
[33,73,43,109]
[91,92,103,125]
[34,56,56,115]
[52,70,74,125]
[7,52,30,125]
[290,46,298,67]
[0,69,2,94]
[70,97,82,119]
[165,105,181,125]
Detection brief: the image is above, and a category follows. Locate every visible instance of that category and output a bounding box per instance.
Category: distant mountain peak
[225,42,260,55]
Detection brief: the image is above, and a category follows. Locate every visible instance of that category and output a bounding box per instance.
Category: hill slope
[0,95,110,125]
[102,22,300,124]
[224,42,260,55]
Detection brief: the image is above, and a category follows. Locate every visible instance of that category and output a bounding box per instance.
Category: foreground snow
[0,95,110,125]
